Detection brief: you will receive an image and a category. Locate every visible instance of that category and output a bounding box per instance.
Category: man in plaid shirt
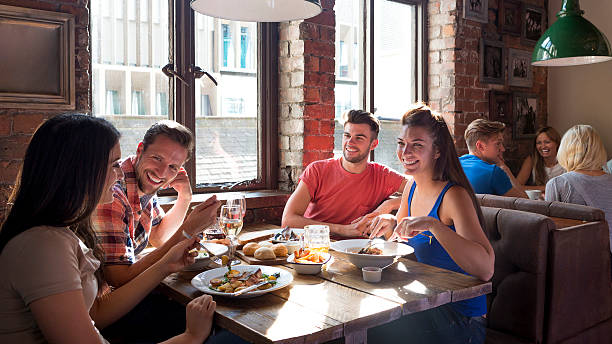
[94,120,220,287]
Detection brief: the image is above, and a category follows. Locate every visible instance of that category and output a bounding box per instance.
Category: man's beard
[343,148,370,163]
[134,161,162,195]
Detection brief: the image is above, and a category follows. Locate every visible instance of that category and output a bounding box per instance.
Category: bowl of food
[286,248,331,274]
[183,242,229,271]
[330,239,414,268]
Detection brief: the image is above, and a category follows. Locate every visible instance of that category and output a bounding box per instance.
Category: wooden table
[158,225,492,344]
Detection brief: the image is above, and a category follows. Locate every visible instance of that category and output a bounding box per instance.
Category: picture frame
[499,0,522,36]
[480,39,505,85]
[0,5,75,109]
[522,5,546,45]
[508,48,533,87]
[489,91,512,124]
[463,0,489,24]
[513,93,538,139]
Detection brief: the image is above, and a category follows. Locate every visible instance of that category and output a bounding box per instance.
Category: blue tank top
[406,181,487,317]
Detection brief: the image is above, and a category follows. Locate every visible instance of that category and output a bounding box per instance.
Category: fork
[182,230,216,258]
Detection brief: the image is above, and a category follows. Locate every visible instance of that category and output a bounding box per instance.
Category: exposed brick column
[0,0,92,221]
[428,0,547,162]
[278,0,335,191]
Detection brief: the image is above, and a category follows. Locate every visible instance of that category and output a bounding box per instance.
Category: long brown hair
[0,114,120,284]
[531,126,562,185]
[401,104,485,229]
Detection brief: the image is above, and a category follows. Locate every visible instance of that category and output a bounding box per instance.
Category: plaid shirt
[93,156,165,265]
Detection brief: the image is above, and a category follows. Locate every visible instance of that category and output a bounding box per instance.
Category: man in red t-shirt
[282,110,408,238]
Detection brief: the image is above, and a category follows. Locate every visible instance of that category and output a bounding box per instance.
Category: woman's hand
[389,216,437,242]
[182,195,221,237]
[184,294,216,343]
[367,214,397,239]
[157,238,199,274]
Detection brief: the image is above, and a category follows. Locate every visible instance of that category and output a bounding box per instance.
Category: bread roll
[243,242,260,256]
[258,241,273,248]
[254,246,276,260]
[272,243,288,257]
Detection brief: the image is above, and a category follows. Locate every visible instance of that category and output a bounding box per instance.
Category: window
[91,1,278,192]
[334,0,426,173]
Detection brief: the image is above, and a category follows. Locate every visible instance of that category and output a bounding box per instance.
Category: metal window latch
[190,65,218,86]
[161,63,189,87]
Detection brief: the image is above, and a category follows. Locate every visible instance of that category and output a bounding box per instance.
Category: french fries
[294,247,328,264]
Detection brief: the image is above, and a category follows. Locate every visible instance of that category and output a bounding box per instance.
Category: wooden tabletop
[158,224,492,344]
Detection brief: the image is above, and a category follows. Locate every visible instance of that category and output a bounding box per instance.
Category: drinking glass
[226,193,246,219]
[303,225,330,252]
[219,205,243,265]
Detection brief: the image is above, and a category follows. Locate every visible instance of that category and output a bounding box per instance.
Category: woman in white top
[0,114,220,344]
[514,127,565,194]
[545,124,612,277]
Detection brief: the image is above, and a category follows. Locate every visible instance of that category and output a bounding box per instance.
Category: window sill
[157,189,291,213]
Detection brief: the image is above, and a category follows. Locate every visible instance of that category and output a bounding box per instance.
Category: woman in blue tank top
[368,104,495,344]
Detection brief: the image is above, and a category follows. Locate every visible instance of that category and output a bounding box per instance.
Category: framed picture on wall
[463,0,489,24]
[513,93,538,139]
[489,91,512,124]
[508,48,533,87]
[480,39,505,85]
[522,5,546,45]
[499,0,522,36]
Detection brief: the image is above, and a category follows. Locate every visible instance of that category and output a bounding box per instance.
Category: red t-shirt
[300,158,405,225]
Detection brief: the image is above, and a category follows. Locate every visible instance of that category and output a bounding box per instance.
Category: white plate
[183,242,228,271]
[330,239,414,268]
[191,265,293,298]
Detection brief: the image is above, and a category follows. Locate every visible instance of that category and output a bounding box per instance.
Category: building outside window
[91,0,275,191]
[334,0,425,173]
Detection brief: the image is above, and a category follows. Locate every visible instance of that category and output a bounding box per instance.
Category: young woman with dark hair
[367,104,494,343]
[0,114,217,344]
[512,126,565,194]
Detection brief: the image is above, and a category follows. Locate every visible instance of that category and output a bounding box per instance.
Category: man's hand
[350,213,379,236]
[182,195,221,237]
[167,167,192,200]
[367,214,397,239]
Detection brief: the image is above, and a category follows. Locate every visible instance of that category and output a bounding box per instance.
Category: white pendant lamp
[190,0,323,22]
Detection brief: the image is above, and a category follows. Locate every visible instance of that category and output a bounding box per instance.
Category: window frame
[172,1,278,194]
[363,0,427,161]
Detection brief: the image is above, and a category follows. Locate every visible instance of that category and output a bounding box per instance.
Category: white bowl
[330,239,414,268]
[183,242,229,271]
[286,252,331,275]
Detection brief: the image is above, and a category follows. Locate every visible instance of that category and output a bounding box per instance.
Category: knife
[183,230,216,258]
[232,280,270,296]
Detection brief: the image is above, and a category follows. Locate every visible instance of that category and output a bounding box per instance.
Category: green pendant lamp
[532,0,612,66]
[190,0,322,22]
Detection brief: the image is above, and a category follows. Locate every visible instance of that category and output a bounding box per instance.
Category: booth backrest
[480,201,612,343]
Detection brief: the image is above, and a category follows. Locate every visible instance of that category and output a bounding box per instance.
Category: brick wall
[0,0,91,221]
[428,0,547,171]
[278,0,336,191]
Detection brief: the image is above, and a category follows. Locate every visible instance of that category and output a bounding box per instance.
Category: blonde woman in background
[545,124,612,277]
[515,127,565,194]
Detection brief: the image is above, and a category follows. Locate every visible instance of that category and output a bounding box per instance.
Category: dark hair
[531,126,562,185]
[142,120,194,160]
[342,110,380,139]
[0,114,120,283]
[464,118,506,151]
[401,103,485,229]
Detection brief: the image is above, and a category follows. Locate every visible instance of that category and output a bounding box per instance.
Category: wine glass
[226,193,246,219]
[219,204,243,266]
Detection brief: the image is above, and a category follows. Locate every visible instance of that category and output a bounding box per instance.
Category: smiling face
[396,125,440,176]
[342,122,378,164]
[134,134,188,195]
[100,142,123,204]
[535,132,558,159]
